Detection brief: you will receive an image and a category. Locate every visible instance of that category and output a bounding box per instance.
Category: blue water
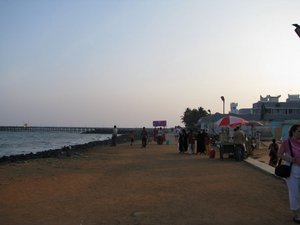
[0,131,111,157]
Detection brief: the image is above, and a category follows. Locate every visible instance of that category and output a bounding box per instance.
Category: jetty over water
[0,126,141,134]
[0,126,99,133]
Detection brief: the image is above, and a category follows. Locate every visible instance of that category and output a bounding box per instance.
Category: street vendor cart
[219,143,245,161]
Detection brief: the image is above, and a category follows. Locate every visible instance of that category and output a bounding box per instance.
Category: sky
[1,0,300,128]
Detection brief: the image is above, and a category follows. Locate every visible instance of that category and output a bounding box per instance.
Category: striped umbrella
[215,116,248,128]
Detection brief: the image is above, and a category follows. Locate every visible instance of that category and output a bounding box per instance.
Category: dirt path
[0,135,294,225]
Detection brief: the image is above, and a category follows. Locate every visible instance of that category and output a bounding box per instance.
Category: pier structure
[0,126,141,134]
[0,126,98,133]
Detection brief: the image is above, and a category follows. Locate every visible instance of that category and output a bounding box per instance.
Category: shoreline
[0,127,151,163]
[0,134,131,164]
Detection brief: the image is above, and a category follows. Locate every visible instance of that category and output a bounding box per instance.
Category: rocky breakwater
[0,134,131,164]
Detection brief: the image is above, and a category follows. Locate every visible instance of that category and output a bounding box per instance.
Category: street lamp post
[208,109,212,134]
[220,96,225,114]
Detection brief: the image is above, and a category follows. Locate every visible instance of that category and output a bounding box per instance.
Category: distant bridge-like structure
[0,126,138,134]
[0,126,98,133]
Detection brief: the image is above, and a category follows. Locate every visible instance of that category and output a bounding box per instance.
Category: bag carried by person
[275,163,291,178]
[275,140,293,178]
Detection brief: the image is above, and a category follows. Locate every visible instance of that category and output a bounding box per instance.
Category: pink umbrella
[215,115,248,128]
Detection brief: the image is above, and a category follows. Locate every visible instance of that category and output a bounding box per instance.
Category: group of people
[219,126,258,158]
[111,126,168,148]
[231,126,280,164]
[153,127,166,145]
[178,129,209,155]
[112,126,149,148]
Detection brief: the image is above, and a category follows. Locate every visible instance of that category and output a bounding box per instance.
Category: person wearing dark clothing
[268,138,279,167]
[130,131,135,146]
[203,130,210,154]
[183,129,188,152]
[141,127,148,148]
[196,130,206,154]
[196,131,204,154]
[178,129,188,153]
[178,130,184,153]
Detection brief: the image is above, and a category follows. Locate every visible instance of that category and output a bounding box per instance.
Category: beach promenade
[0,134,294,225]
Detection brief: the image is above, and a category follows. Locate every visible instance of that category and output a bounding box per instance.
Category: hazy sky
[1,0,300,128]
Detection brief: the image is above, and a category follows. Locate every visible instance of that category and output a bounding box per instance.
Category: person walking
[141,127,148,148]
[196,130,205,154]
[178,129,188,153]
[130,131,135,146]
[153,127,158,143]
[203,130,210,155]
[111,125,118,146]
[157,127,163,145]
[278,123,300,223]
[268,138,279,167]
[233,126,246,160]
[196,131,202,154]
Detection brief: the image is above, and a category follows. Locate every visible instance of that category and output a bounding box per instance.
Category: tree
[181,107,209,130]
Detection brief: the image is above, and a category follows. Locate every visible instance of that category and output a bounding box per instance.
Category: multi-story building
[252,94,300,121]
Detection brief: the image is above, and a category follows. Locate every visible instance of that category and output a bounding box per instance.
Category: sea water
[0,131,111,157]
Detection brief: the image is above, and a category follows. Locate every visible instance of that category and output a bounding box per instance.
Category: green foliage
[181,107,209,130]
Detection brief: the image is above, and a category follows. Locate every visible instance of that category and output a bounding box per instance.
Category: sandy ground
[250,141,274,164]
[0,134,294,225]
